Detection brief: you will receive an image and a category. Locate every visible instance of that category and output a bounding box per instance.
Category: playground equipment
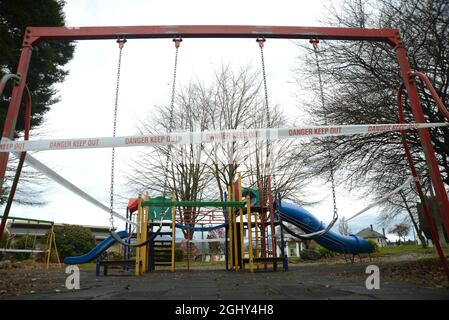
[0,215,60,268]
[0,25,447,278]
[63,230,127,265]
[64,173,374,275]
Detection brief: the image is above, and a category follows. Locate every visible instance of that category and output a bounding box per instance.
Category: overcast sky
[6,0,411,241]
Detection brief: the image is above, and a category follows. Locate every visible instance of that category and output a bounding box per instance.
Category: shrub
[0,230,9,248]
[0,231,9,260]
[11,235,35,261]
[99,251,123,261]
[316,245,337,258]
[52,225,96,260]
[367,239,379,252]
[174,248,183,262]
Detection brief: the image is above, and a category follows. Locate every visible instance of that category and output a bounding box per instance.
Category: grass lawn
[375,244,449,256]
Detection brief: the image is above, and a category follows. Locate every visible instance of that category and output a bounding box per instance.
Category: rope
[346,176,413,222]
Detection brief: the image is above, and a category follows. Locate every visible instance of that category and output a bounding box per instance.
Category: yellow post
[254,211,259,270]
[247,195,254,272]
[52,227,61,267]
[231,191,239,271]
[45,229,52,269]
[143,192,149,273]
[227,186,234,270]
[135,194,142,276]
[45,225,61,269]
[171,192,176,273]
[238,175,245,270]
[140,194,146,275]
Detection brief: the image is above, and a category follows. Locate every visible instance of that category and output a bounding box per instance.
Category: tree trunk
[400,192,427,248]
[437,224,448,247]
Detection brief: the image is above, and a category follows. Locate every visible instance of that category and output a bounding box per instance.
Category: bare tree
[293,0,449,237]
[201,64,262,200]
[127,82,212,240]
[207,228,225,255]
[338,217,352,236]
[127,64,311,238]
[2,132,49,206]
[389,223,411,244]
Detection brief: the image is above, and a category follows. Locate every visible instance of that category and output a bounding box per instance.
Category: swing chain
[310,38,338,219]
[109,37,127,231]
[257,37,270,128]
[257,37,273,178]
[162,37,182,197]
[169,37,182,132]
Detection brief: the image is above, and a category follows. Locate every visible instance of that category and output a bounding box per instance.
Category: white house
[355,225,388,247]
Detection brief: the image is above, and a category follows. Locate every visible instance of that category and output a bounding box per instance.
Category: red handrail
[412,72,449,120]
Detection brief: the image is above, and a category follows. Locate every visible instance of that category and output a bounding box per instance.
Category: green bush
[0,230,9,248]
[52,225,96,260]
[316,245,337,258]
[174,248,183,262]
[11,235,34,261]
[367,239,379,252]
[99,251,123,261]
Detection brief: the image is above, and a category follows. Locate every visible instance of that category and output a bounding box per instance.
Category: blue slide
[64,230,128,265]
[278,201,373,254]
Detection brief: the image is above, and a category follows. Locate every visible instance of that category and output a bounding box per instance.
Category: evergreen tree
[0,0,75,133]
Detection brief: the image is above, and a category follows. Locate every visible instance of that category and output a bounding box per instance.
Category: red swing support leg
[0,86,32,239]
[394,33,449,243]
[0,42,33,239]
[397,85,449,280]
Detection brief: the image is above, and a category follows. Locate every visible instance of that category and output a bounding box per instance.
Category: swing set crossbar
[22,25,398,46]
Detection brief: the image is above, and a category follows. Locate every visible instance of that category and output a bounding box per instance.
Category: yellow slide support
[143,192,149,272]
[135,194,142,276]
[238,175,245,271]
[45,225,60,269]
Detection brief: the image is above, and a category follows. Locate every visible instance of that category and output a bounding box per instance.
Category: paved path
[3,260,449,300]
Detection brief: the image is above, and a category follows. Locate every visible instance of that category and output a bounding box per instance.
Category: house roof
[356,227,386,239]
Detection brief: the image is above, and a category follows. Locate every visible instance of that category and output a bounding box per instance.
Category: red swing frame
[0,25,448,276]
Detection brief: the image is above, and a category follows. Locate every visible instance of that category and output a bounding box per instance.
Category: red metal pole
[411,72,449,121]
[258,180,268,270]
[25,25,397,46]
[0,87,32,239]
[398,86,449,280]
[0,45,33,240]
[393,33,449,238]
[267,175,277,270]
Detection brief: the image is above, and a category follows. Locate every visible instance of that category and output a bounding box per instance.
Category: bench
[96,259,135,276]
[242,257,287,271]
